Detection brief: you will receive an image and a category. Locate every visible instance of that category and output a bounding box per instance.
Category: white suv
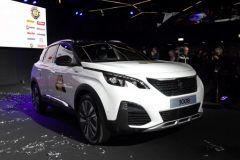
[31,39,204,144]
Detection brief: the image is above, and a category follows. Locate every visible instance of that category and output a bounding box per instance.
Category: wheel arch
[74,84,107,120]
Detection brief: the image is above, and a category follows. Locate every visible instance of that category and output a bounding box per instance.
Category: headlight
[103,72,149,89]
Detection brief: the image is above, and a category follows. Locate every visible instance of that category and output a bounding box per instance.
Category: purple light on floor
[220,96,229,101]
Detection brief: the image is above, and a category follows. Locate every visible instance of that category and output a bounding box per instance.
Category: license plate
[170,95,196,108]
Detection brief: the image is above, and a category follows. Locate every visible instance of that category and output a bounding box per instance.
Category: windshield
[76,42,151,62]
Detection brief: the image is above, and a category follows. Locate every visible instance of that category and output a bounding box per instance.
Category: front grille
[126,102,151,125]
[147,76,197,96]
[160,103,200,122]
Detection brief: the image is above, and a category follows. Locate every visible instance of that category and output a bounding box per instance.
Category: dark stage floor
[0,84,240,160]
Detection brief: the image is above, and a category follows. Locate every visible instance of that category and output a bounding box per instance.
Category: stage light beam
[178,38,184,41]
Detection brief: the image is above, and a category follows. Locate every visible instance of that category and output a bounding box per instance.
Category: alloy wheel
[79,99,98,142]
[32,86,40,110]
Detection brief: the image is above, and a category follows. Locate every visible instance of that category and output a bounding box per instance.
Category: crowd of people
[140,44,240,102]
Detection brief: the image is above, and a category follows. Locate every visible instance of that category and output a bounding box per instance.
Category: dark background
[0,1,239,85]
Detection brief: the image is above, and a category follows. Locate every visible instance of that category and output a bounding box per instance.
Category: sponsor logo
[37,33,45,36]
[27,38,36,40]
[39,38,44,43]
[26,25,35,30]
[27,32,35,35]
[37,21,45,26]
[37,27,45,31]
[31,7,40,20]
[38,44,46,48]
[27,19,35,23]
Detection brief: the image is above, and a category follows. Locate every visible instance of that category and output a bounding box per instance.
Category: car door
[50,41,81,108]
[39,44,59,96]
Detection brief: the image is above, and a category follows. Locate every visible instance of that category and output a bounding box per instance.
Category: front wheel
[77,94,111,144]
[31,83,47,113]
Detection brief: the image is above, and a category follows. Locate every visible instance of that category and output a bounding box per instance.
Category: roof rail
[48,39,73,46]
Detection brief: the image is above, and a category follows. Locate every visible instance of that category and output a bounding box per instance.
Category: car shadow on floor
[0,94,183,146]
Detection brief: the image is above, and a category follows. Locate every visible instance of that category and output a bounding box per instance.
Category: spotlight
[178,38,184,42]
[75,11,83,16]
[220,96,229,101]
[238,34,240,38]
[32,1,37,4]
[23,0,28,2]
[130,11,134,15]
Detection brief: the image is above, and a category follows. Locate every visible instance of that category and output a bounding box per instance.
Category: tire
[77,94,111,144]
[31,83,47,113]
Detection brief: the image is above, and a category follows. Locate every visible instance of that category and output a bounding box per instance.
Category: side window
[56,42,76,64]
[43,45,59,63]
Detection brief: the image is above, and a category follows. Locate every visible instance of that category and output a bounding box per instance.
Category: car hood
[81,61,196,78]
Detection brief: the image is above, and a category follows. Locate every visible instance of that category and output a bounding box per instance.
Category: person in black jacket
[177,46,190,64]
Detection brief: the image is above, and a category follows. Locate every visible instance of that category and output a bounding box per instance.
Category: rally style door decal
[55,75,66,92]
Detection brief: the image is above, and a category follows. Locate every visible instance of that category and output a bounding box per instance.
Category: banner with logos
[0,0,47,49]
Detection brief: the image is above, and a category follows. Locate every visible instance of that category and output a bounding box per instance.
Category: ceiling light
[182,5,193,12]
[234,2,240,5]
[195,1,202,5]
[75,11,83,16]
[178,38,184,42]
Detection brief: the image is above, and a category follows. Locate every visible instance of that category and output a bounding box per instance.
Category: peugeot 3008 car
[31,39,204,144]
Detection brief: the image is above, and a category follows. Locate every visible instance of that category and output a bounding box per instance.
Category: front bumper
[101,75,204,134]
[107,101,203,134]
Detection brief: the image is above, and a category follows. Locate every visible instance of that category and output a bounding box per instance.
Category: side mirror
[55,55,74,66]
